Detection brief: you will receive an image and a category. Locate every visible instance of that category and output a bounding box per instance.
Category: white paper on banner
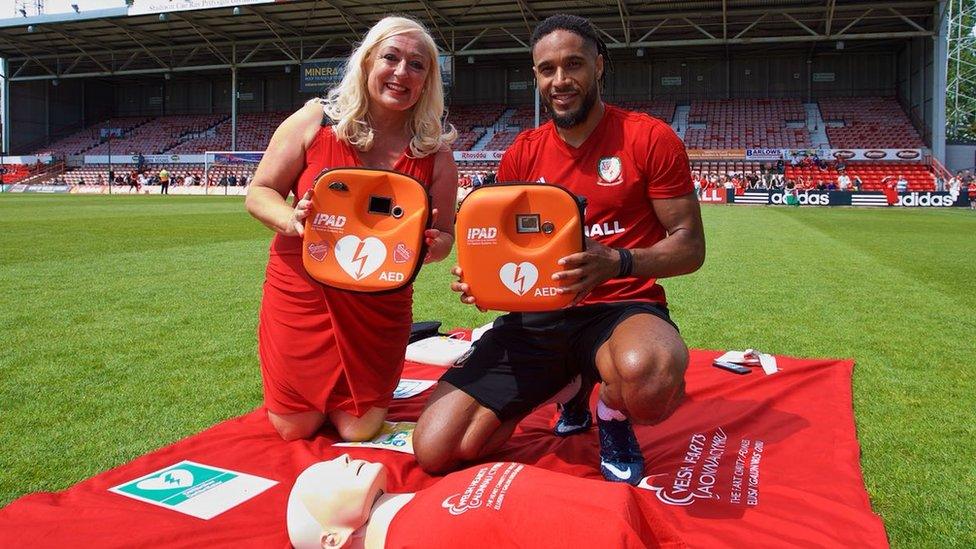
[334,421,416,454]
[405,336,472,367]
[109,460,277,520]
[715,350,779,375]
[393,379,436,399]
[471,321,496,342]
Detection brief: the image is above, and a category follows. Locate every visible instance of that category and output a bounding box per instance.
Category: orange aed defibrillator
[455,183,586,312]
[302,168,431,293]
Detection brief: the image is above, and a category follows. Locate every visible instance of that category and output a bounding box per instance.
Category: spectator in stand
[826,180,837,191]
[470,171,482,187]
[746,172,759,189]
[96,174,104,186]
[159,167,170,195]
[108,169,115,185]
[775,159,784,173]
[816,180,827,191]
[241,175,249,187]
[948,173,961,199]
[837,171,851,192]
[229,174,238,187]
[881,176,899,206]
[185,173,195,187]
[896,174,908,194]
[785,179,799,207]
[935,175,946,192]
[483,171,496,186]
[852,175,863,192]
[220,174,229,187]
[969,179,976,211]
[961,170,974,194]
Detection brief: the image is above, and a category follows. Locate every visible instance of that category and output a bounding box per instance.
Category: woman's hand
[282,189,313,237]
[423,208,454,263]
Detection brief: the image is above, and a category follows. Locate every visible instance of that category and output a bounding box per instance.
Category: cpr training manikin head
[287,454,388,549]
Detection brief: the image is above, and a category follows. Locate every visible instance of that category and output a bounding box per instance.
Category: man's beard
[547,83,598,129]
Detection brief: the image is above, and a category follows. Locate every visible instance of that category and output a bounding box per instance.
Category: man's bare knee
[615,348,688,425]
[414,434,462,474]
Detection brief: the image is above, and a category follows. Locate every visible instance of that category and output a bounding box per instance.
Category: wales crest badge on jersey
[597,156,623,186]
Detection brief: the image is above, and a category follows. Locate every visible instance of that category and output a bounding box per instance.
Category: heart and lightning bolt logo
[499,262,538,296]
[135,469,194,490]
[335,235,387,280]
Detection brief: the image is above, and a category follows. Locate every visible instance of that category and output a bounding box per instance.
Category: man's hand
[552,238,621,307]
[450,266,487,312]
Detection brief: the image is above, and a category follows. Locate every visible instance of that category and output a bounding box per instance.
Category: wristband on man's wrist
[615,248,634,278]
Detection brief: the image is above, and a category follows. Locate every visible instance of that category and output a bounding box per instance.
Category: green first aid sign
[109,460,277,519]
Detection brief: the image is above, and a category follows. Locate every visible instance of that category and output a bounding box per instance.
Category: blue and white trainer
[598,417,644,485]
[553,403,592,437]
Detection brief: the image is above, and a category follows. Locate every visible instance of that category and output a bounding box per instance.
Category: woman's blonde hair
[323,16,456,158]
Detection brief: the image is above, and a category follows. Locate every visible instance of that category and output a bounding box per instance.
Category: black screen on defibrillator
[368,196,393,215]
[516,214,540,233]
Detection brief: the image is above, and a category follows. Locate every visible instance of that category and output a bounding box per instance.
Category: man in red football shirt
[414,14,705,485]
[287,455,685,548]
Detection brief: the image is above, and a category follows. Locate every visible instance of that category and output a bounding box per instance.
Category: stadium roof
[0,0,941,81]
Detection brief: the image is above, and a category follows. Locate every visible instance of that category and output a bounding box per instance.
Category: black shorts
[439,301,678,421]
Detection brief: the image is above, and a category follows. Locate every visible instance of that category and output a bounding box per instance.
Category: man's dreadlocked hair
[530,14,613,88]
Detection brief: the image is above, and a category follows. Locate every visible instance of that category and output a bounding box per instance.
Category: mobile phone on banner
[712,360,752,375]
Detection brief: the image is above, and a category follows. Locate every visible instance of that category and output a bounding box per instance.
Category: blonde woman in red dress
[245,16,458,441]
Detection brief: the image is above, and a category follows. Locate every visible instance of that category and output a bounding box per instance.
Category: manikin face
[365,33,431,117]
[532,30,603,129]
[287,454,388,549]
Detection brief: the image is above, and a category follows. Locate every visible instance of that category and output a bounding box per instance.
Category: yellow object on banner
[333,421,416,454]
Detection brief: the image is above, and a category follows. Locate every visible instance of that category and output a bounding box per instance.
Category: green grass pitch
[1,194,973,547]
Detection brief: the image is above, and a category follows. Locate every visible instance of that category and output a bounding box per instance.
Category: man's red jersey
[496,104,693,305]
[385,462,686,548]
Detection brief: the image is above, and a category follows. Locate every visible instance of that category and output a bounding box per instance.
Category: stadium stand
[615,100,677,123]
[691,161,765,175]
[61,164,206,186]
[205,165,256,186]
[819,97,925,149]
[684,99,809,149]
[785,162,935,191]
[85,114,228,155]
[448,104,506,150]
[168,111,290,154]
[33,117,153,156]
[1,163,34,183]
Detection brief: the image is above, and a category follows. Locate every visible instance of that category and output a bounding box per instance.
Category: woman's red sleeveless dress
[258,125,434,417]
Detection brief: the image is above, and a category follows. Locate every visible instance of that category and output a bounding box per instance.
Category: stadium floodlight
[232,6,241,15]
[159,13,168,22]
[836,41,844,50]
[26,25,34,33]
[285,65,292,73]
[52,79,59,87]
[636,48,644,57]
